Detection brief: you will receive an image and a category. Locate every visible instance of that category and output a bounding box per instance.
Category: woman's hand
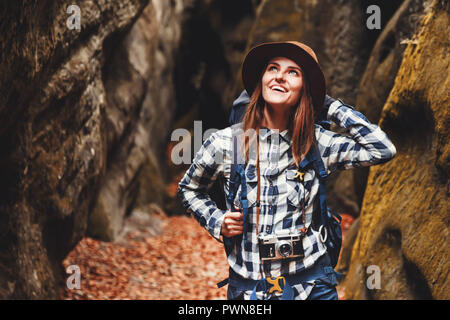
[221,210,243,238]
[317,95,336,121]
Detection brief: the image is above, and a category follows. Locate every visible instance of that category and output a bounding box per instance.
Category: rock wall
[348,0,426,209]
[172,0,254,130]
[0,0,185,299]
[335,0,428,276]
[341,0,449,299]
[88,0,185,241]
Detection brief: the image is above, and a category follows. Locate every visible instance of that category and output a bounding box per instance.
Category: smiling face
[261,56,303,110]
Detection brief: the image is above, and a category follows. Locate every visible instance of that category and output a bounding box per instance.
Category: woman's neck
[261,104,290,132]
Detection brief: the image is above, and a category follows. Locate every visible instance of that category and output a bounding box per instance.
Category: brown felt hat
[242,41,326,112]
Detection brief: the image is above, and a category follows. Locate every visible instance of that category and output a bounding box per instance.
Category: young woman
[178,41,397,300]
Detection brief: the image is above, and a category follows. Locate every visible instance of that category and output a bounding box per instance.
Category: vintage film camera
[258,230,304,262]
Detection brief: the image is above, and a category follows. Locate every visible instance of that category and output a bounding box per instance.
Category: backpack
[227,90,342,268]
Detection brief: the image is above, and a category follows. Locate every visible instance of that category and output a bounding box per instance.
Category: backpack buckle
[319,225,328,243]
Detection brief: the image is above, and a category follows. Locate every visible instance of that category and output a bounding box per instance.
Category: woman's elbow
[177,183,186,199]
[388,143,397,160]
[383,141,397,161]
[177,181,188,201]
[372,143,397,164]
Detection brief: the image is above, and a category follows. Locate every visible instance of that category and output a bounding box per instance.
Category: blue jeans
[227,253,339,300]
[307,277,338,300]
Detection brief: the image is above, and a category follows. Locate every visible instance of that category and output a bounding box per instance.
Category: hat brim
[242,42,326,112]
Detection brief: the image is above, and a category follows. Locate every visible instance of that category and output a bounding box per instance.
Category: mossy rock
[342,2,449,300]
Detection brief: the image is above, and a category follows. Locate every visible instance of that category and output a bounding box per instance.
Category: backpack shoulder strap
[226,135,240,208]
[310,141,330,229]
[229,90,250,125]
[311,140,327,180]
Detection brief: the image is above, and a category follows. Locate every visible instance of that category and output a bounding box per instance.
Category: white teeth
[271,85,286,92]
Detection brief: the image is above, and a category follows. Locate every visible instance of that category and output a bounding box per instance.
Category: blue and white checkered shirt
[178,100,397,299]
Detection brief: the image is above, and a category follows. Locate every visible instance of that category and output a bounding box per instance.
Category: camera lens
[277,241,292,257]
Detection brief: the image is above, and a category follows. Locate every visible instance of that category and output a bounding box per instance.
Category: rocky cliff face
[335,0,428,276]
[341,0,449,299]
[0,0,185,299]
[87,1,185,241]
[172,0,254,130]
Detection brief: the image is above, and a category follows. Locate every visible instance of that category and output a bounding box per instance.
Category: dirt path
[62,212,228,300]
[62,207,353,300]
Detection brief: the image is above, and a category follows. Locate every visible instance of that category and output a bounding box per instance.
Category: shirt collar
[259,126,291,143]
[280,129,291,143]
[258,126,317,170]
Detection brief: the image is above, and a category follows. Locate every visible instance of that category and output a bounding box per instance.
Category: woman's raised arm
[316,98,397,174]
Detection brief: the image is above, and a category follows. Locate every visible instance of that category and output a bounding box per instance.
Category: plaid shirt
[178,100,396,299]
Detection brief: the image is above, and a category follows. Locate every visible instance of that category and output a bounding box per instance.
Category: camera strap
[256,135,261,236]
[256,135,270,280]
[299,174,307,235]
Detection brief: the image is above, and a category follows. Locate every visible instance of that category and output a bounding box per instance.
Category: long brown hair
[242,66,315,166]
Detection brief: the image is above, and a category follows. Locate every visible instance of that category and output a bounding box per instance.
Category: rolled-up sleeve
[177,132,226,242]
[317,99,397,174]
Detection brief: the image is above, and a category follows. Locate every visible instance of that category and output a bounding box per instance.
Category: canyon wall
[341,0,449,299]
[0,0,447,299]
